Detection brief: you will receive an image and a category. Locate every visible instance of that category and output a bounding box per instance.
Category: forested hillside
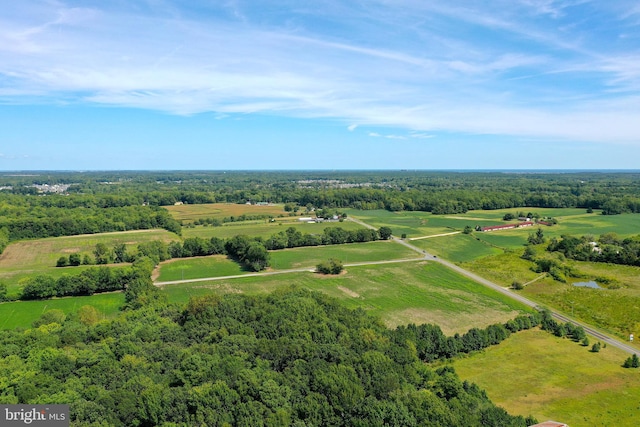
[0,284,536,426]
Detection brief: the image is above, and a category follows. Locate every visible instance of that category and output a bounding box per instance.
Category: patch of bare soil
[337,286,360,298]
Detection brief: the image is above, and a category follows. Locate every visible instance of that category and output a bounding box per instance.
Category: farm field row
[453,328,640,426]
[1,261,528,334]
[0,220,365,292]
[0,229,178,290]
[165,202,287,222]
[158,262,530,334]
[156,240,419,282]
[181,219,363,240]
[346,208,640,243]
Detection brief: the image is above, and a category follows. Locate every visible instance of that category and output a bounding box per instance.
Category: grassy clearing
[0,229,177,291]
[453,328,640,426]
[156,256,245,282]
[345,210,460,237]
[0,292,125,330]
[270,241,421,269]
[411,234,502,263]
[156,241,420,281]
[182,220,363,240]
[159,262,530,334]
[165,202,286,222]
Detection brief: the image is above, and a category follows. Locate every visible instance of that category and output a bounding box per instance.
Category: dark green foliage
[224,235,270,271]
[591,342,601,353]
[548,233,640,267]
[521,246,536,260]
[623,354,640,368]
[392,314,540,363]
[56,255,68,267]
[0,287,534,426]
[0,227,8,255]
[0,196,181,241]
[69,253,82,266]
[93,243,111,265]
[0,282,8,302]
[316,258,344,275]
[20,261,150,300]
[503,213,515,221]
[527,228,545,245]
[378,226,393,240]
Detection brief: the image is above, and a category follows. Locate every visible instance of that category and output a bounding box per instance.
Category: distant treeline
[4,170,640,251]
[0,193,181,243]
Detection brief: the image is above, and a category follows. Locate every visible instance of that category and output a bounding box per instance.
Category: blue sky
[2,0,640,170]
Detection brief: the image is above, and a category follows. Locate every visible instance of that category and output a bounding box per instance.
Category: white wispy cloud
[1,0,640,145]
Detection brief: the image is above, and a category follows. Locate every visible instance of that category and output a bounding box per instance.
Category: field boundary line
[410,231,461,240]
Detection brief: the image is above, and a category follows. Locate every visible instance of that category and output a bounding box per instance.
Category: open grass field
[155,241,420,281]
[0,292,125,330]
[165,202,286,222]
[344,209,461,237]
[269,240,421,269]
[159,262,531,334]
[0,229,178,293]
[410,234,503,263]
[181,219,364,240]
[347,208,640,241]
[453,328,640,426]
[156,255,245,282]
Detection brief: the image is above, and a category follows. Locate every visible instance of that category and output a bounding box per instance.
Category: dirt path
[410,231,461,240]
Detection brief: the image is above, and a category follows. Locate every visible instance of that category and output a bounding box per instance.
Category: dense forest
[3,171,640,249]
[0,280,537,426]
[547,233,640,267]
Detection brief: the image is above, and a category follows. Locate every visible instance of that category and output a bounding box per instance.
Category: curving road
[347,216,640,356]
[155,215,639,356]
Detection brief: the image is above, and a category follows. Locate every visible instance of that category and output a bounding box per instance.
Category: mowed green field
[156,241,421,282]
[165,202,287,222]
[347,208,640,242]
[156,256,245,282]
[410,234,502,263]
[0,229,178,292]
[453,328,640,426]
[344,209,461,237]
[159,262,530,334]
[0,292,125,330]
[181,219,363,240]
[270,240,421,269]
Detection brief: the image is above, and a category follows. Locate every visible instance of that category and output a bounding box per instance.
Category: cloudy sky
[2,0,640,170]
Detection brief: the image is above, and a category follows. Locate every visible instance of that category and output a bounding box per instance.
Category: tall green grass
[0,292,125,330]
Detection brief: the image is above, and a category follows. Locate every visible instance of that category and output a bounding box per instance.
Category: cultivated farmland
[165,202,287,223]
[0,229,178,293]
[158,262,530,334]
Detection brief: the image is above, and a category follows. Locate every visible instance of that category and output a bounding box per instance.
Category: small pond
[572,281,602,289]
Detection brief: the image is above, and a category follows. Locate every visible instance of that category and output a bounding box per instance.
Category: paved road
[347,217,640,356]
[157,215,639,356]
